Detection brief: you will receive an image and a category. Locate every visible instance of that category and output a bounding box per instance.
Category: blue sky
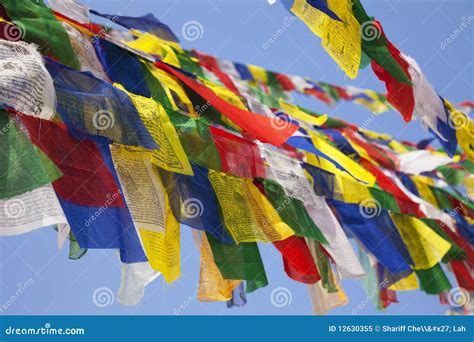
[0,0,472,315]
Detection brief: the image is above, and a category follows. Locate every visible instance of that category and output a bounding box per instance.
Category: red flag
[155,61,299,146]
[193,50,241,96]
[210,126,266,179]
[275,73,296,92]
[20,115,125,208]
[273,236,321,284]
[370,21,414,122]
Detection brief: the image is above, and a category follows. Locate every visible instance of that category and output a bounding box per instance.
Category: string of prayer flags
[277,0,473,159]
[155,61,299,146]
[1,2,472,315]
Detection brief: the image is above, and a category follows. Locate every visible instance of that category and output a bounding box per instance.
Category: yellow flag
[110,145,168,232]
[138,170,181,283]
[208,170,294,243]
[445,99,474,162]
[388,273,419,291]
[390,214,451,270]
[289,0,361,79]
[344,135,378,165]
[307,131,376,186]
[144,63,197,116]
[353,91,391,113]
[247,64,268,83]
[200,81,244,130]
[279,100,328,127]
[410,176,438,208]
[127,30,182,55]
[115,84,194,175]
[197,232,241,302]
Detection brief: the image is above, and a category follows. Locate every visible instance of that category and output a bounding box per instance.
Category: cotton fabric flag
[390,214,451,270]
[138,191,181,283]
[287,0,361,79]
[195,232,241,302]
[116,84,193,175]
[45,58,158,150]
[0,41,56,119]
[206,233,268,293]
[208,170,295,243]
[2,0,79,69]
[116,261,161,306]
[0,110,62,200]
[21,114,147,263]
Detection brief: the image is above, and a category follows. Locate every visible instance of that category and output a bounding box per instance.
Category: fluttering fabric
[1,0,472,315]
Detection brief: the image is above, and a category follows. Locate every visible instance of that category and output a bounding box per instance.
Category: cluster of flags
[0,0,472,314]
[281,0,474,161]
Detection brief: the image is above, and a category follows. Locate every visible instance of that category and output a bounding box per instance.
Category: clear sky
[0,0,472,316]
